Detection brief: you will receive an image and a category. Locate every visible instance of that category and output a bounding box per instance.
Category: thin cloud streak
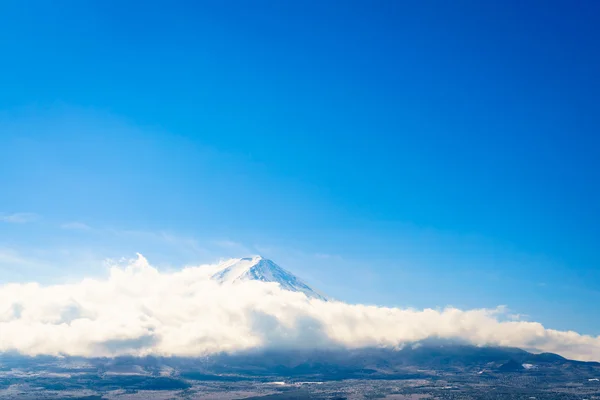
[0,212,38,223]
[60,222,92,231]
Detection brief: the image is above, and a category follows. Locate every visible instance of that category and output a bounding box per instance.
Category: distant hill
[2,343,599,398]
[202,343,600,377]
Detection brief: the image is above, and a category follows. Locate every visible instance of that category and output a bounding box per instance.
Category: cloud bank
[1,254,599,361]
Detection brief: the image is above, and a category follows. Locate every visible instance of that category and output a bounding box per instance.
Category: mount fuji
[211,255,327,301]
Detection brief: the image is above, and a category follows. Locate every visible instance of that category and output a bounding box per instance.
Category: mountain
[202,344,600,380]
[4,344,599,398]
[498,359,525,372]
[211,256,327,301]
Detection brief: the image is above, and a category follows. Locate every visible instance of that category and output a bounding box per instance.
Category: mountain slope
[211,256,327,301]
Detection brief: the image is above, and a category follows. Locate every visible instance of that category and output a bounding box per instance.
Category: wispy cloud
[60,222,92,231]
[1,254,599,361]
[212,239,243,249]
[0,212,38,223]
[0,246,88,283]
[0,248,30,265]
[211,239,254,257]
[314,253,343,261]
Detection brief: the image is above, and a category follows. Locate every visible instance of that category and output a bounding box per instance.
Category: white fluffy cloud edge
[1,254,599,362]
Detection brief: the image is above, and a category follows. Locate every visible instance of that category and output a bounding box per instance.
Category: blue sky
[1,1,599,334]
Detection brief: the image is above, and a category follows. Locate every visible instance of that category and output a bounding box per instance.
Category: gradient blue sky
[1,1,599,334]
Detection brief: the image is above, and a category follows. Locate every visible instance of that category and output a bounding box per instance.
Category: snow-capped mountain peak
[211,256,327,301]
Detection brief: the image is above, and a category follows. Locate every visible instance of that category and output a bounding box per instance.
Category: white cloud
[0,212,38,223]
[0,254,599,361]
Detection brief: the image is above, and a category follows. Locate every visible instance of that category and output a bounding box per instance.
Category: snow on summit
[211,256,328,301]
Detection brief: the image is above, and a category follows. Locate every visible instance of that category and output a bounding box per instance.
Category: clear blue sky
[1,1,599,334]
